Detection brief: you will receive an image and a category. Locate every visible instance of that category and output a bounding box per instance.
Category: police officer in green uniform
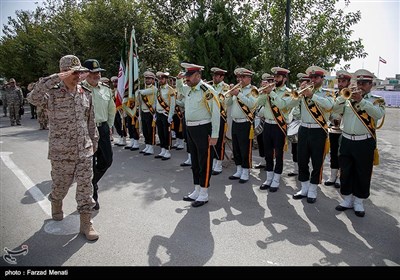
[177,63,220,207]
[137,71,157,155]
[210,67,230,175]
[257,67,296,192]
[226,68,258,183]
[324,70,352,188]
[333,69,385,217]
[292,66,334,203]
[82,59,116,210]
[254,73,275,169]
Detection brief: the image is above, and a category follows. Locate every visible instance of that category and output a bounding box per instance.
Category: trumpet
[340,86,362,99]
[291,82,314,99]
[224,82,242,98]
[258,82,276,93]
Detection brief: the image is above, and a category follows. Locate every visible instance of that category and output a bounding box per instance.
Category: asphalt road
[0,105,399,270]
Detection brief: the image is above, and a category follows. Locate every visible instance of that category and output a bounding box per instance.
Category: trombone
[340,85,362,100]
[224,82,242,98]
[291,82,314,99]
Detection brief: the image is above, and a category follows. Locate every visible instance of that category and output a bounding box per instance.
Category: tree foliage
[0,0,366,86]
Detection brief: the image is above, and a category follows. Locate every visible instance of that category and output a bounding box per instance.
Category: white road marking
[1,151,51,216]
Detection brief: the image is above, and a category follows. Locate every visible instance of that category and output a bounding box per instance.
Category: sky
[0,0,399,80]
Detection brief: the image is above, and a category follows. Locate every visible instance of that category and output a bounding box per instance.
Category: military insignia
[52,84,61,89]
[72,57,80,67]
[101,82,110,88]
[205,92,213,100]
[93,61,99,68]
[81,84,92,93]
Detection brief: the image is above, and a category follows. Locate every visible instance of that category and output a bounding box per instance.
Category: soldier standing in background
[324,70,352,188]
[4,78,23,126]
[210,67,230,175]
[27,55,99,240]
[137,71,157,155]
[82,59,116,211]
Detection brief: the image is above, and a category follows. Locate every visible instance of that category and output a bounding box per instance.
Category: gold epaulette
[80,84,91,92]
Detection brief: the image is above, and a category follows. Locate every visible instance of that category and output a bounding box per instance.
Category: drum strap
[236,97,256,140]
[349,100,379,165]
[304,97,328,134]
[142,95,156,115]
[267,96,287,136]
[218,93,227,122]
[349,100,376,140]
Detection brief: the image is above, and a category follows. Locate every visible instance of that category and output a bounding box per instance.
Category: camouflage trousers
[8,103,21,125]
[37,108,48,129]
[49,158,95,214]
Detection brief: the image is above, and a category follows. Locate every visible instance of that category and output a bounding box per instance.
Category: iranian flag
[122,26,139,117]
[116,35,127,109]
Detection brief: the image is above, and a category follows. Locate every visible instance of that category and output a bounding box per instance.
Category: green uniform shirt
[292,86,334,124]
[139,85,156,112]
[177,79,220,138]
[225,84,257,119]
[82,81,116,127]
[333,92,385,135]
[257,85,296,122]
[156,84,176,119]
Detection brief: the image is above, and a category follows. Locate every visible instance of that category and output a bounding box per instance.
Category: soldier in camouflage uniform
[27,55,100,241]
[4,78,23,126]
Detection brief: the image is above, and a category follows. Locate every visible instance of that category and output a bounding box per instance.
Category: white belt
[233,118,248,123]
[264,119,276,124]
[342,132,372,141]
[301,123,321,129]
[186,120,211,126]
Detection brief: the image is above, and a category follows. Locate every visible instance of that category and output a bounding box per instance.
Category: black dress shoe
[307,197,317,204]
[288,172,298,177]
[334,183,341,188]
[239,179,248,184]
[124,145,131,149]
[292,193,307,200]
[93,201,100,210]
[154,155,163,158]
[130,147,139,151]
[269,187,278,193]
[335,205,352,211]
[144,152,153,156]
[161,157,170,161]
[228,175,240,180]
[183,195,196,201]
[254,163,266,169]
[191,200,208,207]
[212,170,222,175]
[324,181,335,186]
[355,210,365,217]
[180,162,191,167]
[259,184,270,190]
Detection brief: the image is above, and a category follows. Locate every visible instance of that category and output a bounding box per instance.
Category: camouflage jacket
[5,86,23,106]
[27,74,98,160]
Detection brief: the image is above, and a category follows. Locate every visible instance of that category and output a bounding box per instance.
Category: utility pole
[285,0,291,70]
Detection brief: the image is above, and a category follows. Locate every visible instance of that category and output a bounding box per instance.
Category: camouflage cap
[59,55,89,72]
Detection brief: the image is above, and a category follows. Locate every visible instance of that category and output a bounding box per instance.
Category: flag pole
[377,56,380,79]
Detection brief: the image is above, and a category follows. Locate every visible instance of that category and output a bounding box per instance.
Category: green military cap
[210,67,227,75]
[271,67,290,76]
[306,65,327,77]
[297,73,310,81]
[354,69,376,81]
[336,70,352,80]
[261,73,274,81]
[83,59,106,72]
